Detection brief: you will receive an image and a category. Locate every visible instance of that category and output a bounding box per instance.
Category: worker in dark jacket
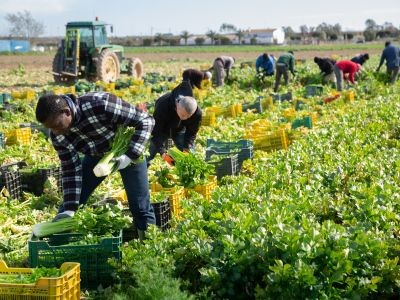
[274,51,296,92]
[182,69,212,89]
[148,81,202,163]
[376,41,400,84]
[351,53,369,65]
[314,56,337,83]
[212,56,235,87]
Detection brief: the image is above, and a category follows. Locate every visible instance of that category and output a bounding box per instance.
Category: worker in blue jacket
[255,52,275,77]
[376,41,400,84]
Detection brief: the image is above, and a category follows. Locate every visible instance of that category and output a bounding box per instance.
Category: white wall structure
[243,28,285,45]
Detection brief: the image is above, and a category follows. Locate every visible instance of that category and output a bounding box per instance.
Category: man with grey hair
[148,81,202,164]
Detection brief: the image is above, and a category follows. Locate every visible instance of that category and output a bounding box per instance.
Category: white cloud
[0,0,73,14]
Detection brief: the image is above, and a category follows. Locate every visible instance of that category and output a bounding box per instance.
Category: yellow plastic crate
[150,184,185,218]
[201,112,216,126]
[283,108,296,120]
[0,260,80,300]
[343,90,355,102]
[111,189,128,203]
[5,127,31,146]
[261,96,274,110]
[253,129,289,152]
[185,175,217,200]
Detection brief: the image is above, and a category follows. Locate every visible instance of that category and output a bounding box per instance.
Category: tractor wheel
[96,49,120,82]
[127,58,143,79]
[52,48,75,84]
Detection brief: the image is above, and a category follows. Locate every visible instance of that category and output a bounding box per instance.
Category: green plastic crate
[29,231,122,289]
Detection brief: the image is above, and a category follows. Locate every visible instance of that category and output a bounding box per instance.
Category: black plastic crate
[0,132,4,149]
[29,231,122,289]
[242,99,263,114]
[152,198,170,231]
[208,154,239,180]
[20,166,62,196]
[271,92,293,102]
[206,139,253,171]
[0,162,25,200]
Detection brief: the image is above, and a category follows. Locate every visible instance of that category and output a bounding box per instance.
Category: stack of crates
[206,139,253,171]
[29,231,123,289]
[5,127,32,146]
[0,260,81,299]
[150,183,185,219]
[251,129,289,152]
[0,162,25,200]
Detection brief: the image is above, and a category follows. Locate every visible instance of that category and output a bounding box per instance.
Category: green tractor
[52,20,143,84]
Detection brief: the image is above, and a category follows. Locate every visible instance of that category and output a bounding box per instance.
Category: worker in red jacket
[333,60,362,91]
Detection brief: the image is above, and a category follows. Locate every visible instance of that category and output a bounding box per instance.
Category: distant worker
[212,56,235,87]
[313,56,337,84]
[333,60,362,91]
[256,52,275,77]
[273,51,296,92]
[376,41,400,85]
[182,69,212,89]
[350,53,369,65]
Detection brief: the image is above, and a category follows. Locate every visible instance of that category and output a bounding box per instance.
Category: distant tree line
[3,11,400,46]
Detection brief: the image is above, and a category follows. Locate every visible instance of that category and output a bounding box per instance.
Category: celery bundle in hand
[93,126,135,177]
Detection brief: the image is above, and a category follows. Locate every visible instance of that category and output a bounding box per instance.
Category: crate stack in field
[245,119,289,152]
[206,139,254,175]
[29,231,122,289]
[0,260,81,299]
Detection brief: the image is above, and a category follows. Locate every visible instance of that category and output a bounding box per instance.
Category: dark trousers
[59,155,156,230]
[274,63,289,92]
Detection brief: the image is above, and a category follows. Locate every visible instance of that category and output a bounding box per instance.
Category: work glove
[52,210,75,222]
[162,153,175,166]
[115,154,132,171]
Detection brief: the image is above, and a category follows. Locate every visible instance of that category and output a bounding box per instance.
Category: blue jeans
[59,155,156,231]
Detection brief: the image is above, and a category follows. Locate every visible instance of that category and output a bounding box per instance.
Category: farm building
[243,28,285,45]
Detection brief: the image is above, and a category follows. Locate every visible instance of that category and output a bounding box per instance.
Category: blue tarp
[0,40,30,52]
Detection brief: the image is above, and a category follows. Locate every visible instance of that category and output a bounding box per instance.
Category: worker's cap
[204,71,212,80]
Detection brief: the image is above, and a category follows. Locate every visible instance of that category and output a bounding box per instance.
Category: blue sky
[0,0,399,36]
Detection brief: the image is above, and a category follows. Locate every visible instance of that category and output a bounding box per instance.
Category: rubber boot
[137,229,146,243]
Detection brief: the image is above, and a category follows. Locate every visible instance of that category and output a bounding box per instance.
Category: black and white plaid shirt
[50,92,154,211]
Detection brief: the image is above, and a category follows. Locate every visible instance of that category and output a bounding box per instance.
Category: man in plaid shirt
[35,92,156,237]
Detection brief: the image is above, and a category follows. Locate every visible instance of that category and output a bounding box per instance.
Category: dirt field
[0,49,381,70]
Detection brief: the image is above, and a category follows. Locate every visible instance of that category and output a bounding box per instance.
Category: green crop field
[0,50,399,299]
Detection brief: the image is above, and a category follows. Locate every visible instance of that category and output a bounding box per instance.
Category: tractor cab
[53,19,142,84]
